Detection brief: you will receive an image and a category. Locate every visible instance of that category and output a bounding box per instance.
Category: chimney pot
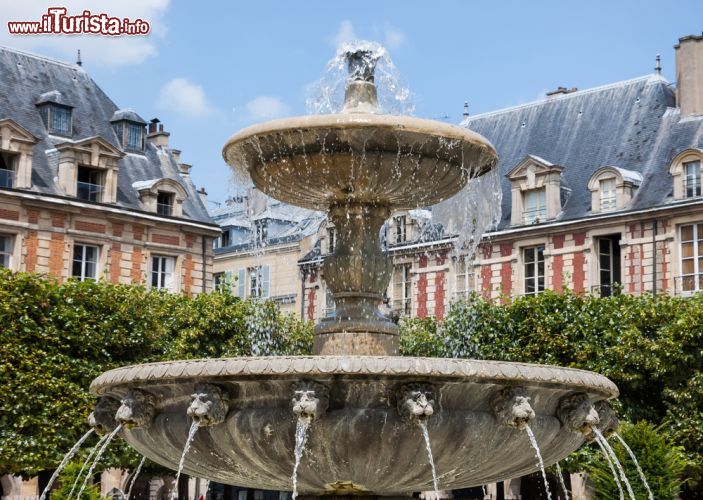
[171,149,181,163]
[147,118,169,148]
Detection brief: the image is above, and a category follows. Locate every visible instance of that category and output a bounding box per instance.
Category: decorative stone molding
[506,155,564,225]
[55,136,124,203]
[132,177,187,217]
[669,148,703,199]
[0,118,39,189]
[115,389,156,428]
[491,386,535,430]
[587,166,642,213]
[396,383,436,423]
[557,392,600,436]
[291,381,329,421]
[187,383,230,427]
[88,396,121,435]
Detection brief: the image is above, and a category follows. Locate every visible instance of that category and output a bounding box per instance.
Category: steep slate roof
[463,74,703,230]
[0,46,212,224]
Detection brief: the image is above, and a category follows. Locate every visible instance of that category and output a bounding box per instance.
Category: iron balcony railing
[76,181,103,202]
[0,168,14,188]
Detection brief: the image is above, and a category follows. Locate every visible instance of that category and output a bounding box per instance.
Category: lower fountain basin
[90,356,618,496]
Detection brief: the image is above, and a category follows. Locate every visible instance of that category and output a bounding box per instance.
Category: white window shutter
[165,257,176,291]
[237,268,246,298]
[262,264,270,298]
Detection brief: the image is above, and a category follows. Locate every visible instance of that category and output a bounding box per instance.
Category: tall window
[524,246,545,295]
[48,106,71,135]
[77,166,103,202]
[0,234,13,268]
[393,263,412,316]
[681,223,703,293]
[455,257,474,299]
[217,228,231,249]
[157,192,174,216]
[324,285,336,318]
[151,255,175,291]
[524,189,547,224]
[327,227,336,254]
[395,216,407,244]
[0,152,16,188]
[72,244,99,281]
[600,178,617,211]
[597,236,621,297]
[213,272,227,292]
[249,265,270,299]
[684,161,701,198]
[126,123,144,151]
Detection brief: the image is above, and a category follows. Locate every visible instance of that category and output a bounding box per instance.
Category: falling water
[555,462,570,500]
[593,432,624,500]
[126,456,147,500]
[39,428,94,500]
[524,425,552,500]
[593,429,635,500]
[170,421,200,500]
[67,432,110,500]
[76,424,123,500]
[291,416,311,500]
[419,421,439,497]
[614,432,654,500]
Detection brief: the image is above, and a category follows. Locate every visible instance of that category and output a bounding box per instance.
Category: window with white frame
[455,257,474,299]
[249,265,270,299]
[392,263,412,316]
[524,246,545,295]
[151,255,175,291]
[77,166,104,202]
[126,122,144,151]
[395,216,407,244]
[255,221,268,245]
[324,285,336,317]
[600,178,617,211]
[72,244,99,281]
[680,223,703,293]
[0,152,16,188]
[156,191,174,216]
[0,234,13,268]
[524,189,547,224]
[684,161,702,198]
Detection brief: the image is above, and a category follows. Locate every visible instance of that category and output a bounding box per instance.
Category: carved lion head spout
[491,387,535,430]
[187,384,229,427]
[397,383,436,423]
[557,393,600,436]
[88,397,121,435]
[115,389,156,428]
[291,381,329,421]
[585,400,620,441]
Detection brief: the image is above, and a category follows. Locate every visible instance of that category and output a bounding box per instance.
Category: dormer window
[669,149,703,200]
[684,160,701,198]
[395,215,407,243]
[507,155,564,226]
[77,166,104,202]
[600,178,617,211]
[588,166,642,213]
[110,109,147,153]
[0,152,16,188]
[36,91,73,137]
[524,188,546,224]
[255,220,268,244]
[157,191,174,216]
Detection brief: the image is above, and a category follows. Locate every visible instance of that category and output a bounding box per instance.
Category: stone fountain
[89,46,619,498]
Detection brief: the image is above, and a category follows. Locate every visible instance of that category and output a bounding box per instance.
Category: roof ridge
[462,74,667,123]
[0,45,83,71]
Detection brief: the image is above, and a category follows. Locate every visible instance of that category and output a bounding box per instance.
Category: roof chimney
[178,162,192,178]
[76,49,82,67]
[147,118,170,148]
[655,54,662,75]
[675,34,703,117]
[546,86,578,98]
[463,101,469,118]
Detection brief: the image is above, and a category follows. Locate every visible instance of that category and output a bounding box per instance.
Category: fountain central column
[314,202,398,355]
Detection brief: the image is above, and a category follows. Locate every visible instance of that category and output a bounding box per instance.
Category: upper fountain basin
[222,113,498,211]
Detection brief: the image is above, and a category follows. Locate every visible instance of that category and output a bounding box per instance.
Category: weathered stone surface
[91,356,617,495]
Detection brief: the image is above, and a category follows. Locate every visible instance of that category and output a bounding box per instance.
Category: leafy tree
[48,461,102,500]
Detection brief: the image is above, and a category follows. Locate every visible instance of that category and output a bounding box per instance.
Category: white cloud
[245,96,290,120]
[0,0,170,67]
[157,78,216,118]
[383,24,406,50]
[331,20,357,48]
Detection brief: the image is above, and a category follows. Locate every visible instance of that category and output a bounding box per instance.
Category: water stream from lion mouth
[76,425,122,500]
[524,424,552,500]
[614,432,653,500]
[594,428,635,500]
[126,455,147,500]
[292,416,312,500]
[39,428,94,500]
[419,420,439,498]
[170,421,201,500]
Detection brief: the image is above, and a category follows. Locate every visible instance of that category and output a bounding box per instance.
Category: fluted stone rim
[90,356,618,399]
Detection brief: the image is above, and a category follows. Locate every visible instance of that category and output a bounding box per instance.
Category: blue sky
[1,1,702,207]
